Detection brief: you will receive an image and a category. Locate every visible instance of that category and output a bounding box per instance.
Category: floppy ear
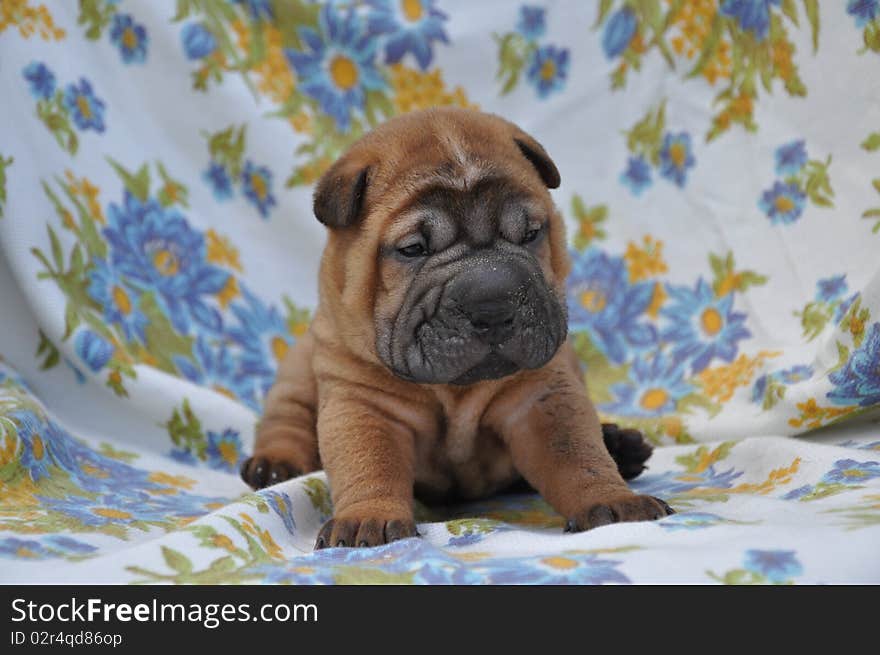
[513,132,561,189]
[313,156,370,228]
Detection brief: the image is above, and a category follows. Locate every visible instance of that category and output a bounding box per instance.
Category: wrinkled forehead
[381,175,545,248]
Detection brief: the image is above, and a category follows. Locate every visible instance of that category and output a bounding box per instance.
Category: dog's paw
[564,494,674,533]
[602,423,653,480]
[314,517,419,549]
[240,456,300,489]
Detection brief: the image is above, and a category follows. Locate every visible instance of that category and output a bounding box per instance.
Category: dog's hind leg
[241,332,321,489]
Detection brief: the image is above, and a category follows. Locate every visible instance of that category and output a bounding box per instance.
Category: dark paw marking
[602,423,654,480]
[240,456,300,490]
[564,494,674,533]
[315,517,419,550]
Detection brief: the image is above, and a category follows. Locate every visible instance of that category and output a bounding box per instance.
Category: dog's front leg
[484,367,674,532]
[314,391,417,549]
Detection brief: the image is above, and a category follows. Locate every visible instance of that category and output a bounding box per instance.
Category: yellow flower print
[64,170,105,224]
[205,229,243,272]
[289,112,312,134]
[0,0,64,40]
[771,37,795,83]
[148,471,196,489]
[0,476,43,512]
[698,350,781,403]
[845,310,866,343]
[668,0,732,84]
[660,415,683,440]
[240,512,283,560]
[216,276,240,309]
[211,533,238,554]
[788,398,857,430]
[647,281,667,319]
[624,235,668,283]
[389,64,477,114]
[230,20,295,105]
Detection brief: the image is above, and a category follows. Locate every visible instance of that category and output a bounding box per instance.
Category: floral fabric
[0,0,878,584]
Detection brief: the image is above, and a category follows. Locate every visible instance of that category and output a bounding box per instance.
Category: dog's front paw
[315,517,419,549]
[240,456,301,489]
[564,494,674,533]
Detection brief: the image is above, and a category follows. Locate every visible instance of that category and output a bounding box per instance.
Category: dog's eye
[397,242,428,258]
[521,225,543,245]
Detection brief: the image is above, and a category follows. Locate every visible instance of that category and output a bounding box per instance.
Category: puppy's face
[314,108,569,385]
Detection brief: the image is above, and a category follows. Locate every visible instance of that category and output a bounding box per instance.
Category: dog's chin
[387,352,520,386]
[450,352,520,385]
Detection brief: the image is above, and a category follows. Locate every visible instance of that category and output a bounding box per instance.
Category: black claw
[252,461,268,488]
[357,540,369,548]
[268,462,290,485]
[315,536,326,549]
[654,498,676,515]
[336,539,347,547]
[564,519,576,533]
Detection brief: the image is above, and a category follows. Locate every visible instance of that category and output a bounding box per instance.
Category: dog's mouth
[378,253,568,386]
[386,299,566,385]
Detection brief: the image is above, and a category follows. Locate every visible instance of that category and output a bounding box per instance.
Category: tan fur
[251,108,668,546]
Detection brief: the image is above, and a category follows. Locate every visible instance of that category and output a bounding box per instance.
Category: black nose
[464,299,516,342]
[450,259,529,344]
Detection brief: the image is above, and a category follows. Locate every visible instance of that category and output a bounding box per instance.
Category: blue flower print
[660,278,751,374]
[847,0,880,28]
[240,160,276,218]
[601,352,694,418]
[182,22,217,60]
[286,5,387,131]
[525,45,569,99]
[261,489,297,535]
[775,140,807,176]
[227,286,295,398]
[102,193,230,334]
[620,156,652,195]
[658,132,696,187]
[474,553,631,585]
[63,79,106,133]
[516,5,546,41]
[743,549,802,583]
[22,61,55,100]
[110,14,148,64]
[0,536,97,560]
[827,323,880,407]
[815,275,848,303]
[602,7,637,59]
[720,0,780,41]
[203,161,234,201]
[567,248,657,364]
[759,181,806,225]
[74,330,113,373]
[174,336,256,409]
[87,258,148,344]
[820,459,880,485]
[205,429,245,472]
[366,0,449,70]
[40,492,167,528]
[10,410,56,482]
